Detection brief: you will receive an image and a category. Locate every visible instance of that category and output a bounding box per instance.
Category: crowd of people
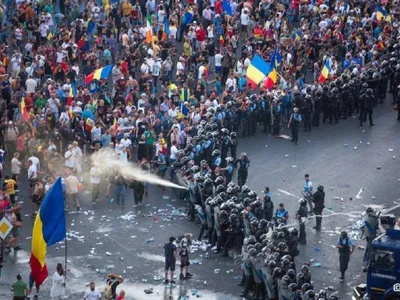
[0,0,399,298]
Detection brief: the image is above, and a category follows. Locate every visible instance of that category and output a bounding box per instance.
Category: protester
[12,274,28,300]
[105,273,124,300]
[164,236,177,284]
[83,282,102,300]
[50,263,66,300]
[0,0,398,298]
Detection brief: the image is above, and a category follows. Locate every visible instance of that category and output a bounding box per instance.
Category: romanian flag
[85,65,113,84]
[68,106,73,119]
[246,54,272,87]
[376,5,387,21]
[30,177,66,285]
[318,60,331,83]
[67,83,77,106]
[20,97,29,121]
[85,118,95,131]
[146,14,153,44]
[264,69,278,89]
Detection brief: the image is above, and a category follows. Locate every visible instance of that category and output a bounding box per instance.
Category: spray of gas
[91,149,187,190]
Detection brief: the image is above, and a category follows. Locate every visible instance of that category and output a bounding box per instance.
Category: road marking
[277,189,299,198]
[137,252,165,262]
[355,188,364,199]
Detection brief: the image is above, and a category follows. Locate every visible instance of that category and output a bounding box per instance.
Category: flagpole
[64,236,67,284]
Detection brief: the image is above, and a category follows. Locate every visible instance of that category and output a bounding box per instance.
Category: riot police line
[161,39,400,299]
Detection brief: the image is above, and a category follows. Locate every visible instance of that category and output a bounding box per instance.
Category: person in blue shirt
[303,174,313,213]
[275,203,289,225]
[220,157,234,183]
[336,231,355,282]
[288,107,302,144]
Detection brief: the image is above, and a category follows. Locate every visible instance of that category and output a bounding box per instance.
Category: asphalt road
[1,95,400,300]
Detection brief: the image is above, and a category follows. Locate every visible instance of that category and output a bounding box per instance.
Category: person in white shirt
[240,10,250,37]
[71,141,83,176]
[84,282,101,300]
[65,171,81,211]
[27,160,37,188]
[28,155,40,171]
[64,145,74,169]
[26,75,38,93]
[169,140,179,179]
[225,73,237,92]
[90,163,101,204]
[50,264,66,300]
[39,21,49,40]
[152,58,162,88]
[121,134,132,158]
[176,58,185,75]
[91,123,102,141]
[11,152,22,183]
[215,52,223,74]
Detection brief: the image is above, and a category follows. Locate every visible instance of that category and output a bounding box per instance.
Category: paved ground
[1,96,400,300]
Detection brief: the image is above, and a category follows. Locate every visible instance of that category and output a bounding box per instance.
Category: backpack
[103,282,113,300]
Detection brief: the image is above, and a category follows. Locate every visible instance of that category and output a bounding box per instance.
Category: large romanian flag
[246,54,272,87]
[85,65,113,84]
[318,60,331,83]
[30,177,66,285]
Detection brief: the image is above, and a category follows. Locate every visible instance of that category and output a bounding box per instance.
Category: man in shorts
[163,236,177,284]
[179,233,193,280]
[27,271,40,299]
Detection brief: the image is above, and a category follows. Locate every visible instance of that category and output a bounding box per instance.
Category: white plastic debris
[214,269,220,274]
[106,252,112,256]
[389,149,394,152]
[354,147,358,150]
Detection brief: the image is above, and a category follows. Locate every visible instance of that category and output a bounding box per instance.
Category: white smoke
[91,149,187,190]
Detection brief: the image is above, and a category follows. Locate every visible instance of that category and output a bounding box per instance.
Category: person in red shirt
[195,25,206,49]
[116,290,125,300]
[215,0,222,14]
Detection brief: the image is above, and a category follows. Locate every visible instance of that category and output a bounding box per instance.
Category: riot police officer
[302,95,313,131]
[313,90,322,126]
[229,132,238,160]
[336,231,355,282]
[260,95,271,133]
[312,185,325,231]
[296,199,308,244]
[359,88,375,126]
[235,152,250,187]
